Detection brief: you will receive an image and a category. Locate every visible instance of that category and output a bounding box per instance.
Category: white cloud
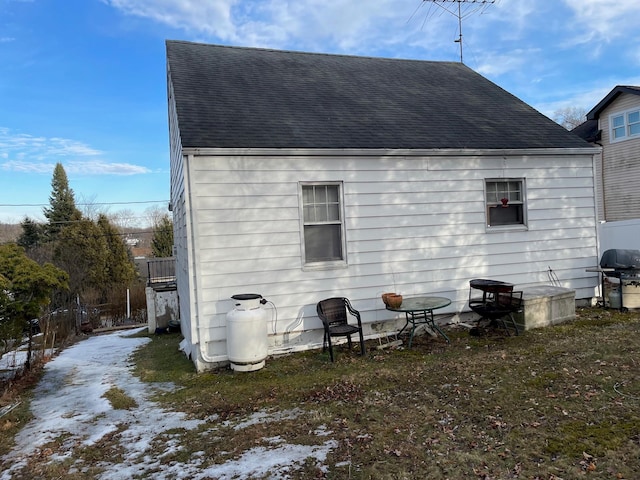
[0,160,54,174]
[101,0,456,54]
[0,128,102,160]
[475,48,540,78]
[563,0,638,43]
[0,128,150,176]
[101,0,238,40]
[66,161,151,175]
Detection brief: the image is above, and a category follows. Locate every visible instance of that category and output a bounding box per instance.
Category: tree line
[1,163,174,371]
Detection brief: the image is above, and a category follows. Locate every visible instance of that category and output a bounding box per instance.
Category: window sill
[486,225,528,233]
[302,260,348,272]
[610,134,640,144]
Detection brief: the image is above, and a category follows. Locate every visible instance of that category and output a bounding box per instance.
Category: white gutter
[181,146,600,157]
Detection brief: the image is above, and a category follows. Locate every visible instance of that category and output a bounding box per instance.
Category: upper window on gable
[612,114,626,140]
[629,111,640,136]
[610,109,640,142]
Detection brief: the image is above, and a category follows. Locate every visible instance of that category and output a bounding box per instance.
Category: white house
[166,40,601,372]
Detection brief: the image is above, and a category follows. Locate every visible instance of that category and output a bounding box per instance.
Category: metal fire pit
[468,279,522,335]
[599,249,640,311]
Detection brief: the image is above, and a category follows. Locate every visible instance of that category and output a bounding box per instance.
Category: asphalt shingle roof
[166,40,591,150]
[571,119,600,144]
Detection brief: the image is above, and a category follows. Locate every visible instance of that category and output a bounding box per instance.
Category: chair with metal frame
[468,279,523,336]
[316,297,366,362]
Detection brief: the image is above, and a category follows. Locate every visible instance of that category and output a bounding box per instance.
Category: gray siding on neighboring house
[598,93,640,221]
[183,149,597,363]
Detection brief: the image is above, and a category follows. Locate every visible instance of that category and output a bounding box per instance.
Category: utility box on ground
[513,285,575,331]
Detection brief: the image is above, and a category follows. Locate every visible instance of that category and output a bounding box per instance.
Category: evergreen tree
[0,243,68,367]
[54,218,109,298]
[151,215,174,257]
[97,214,137,286]
[17,217,45,250]
[43,163,82,238]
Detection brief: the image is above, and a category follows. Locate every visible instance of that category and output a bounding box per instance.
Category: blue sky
[1,0,639,226]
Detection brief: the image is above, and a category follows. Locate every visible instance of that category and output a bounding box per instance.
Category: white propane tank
[226,294,268,372]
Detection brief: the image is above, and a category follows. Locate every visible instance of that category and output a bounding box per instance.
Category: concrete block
[514,285,575,331]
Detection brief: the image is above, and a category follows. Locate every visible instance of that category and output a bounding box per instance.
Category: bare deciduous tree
[109,209,137,231]
[144,204,169,229]
[553,106,588,130]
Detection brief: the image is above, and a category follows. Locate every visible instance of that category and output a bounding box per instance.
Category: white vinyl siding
[178,150,599,368]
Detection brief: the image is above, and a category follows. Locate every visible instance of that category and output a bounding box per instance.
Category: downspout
[183,152,228,365]
[591,148,604,303]
[596,140,606,222]
[591,148,603,261]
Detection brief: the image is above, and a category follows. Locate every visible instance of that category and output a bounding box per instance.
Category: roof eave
[587,85,640,120]
[181,146,600,157]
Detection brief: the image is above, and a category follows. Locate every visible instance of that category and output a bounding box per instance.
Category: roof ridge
[165,39,463,66]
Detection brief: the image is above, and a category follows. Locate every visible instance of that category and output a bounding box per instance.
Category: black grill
[599,249,640,310]
[600,249,640,271]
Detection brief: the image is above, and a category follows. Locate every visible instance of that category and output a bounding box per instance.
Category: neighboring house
[575,86,640,223]
[166,40,600,372]
[573,86,640,252]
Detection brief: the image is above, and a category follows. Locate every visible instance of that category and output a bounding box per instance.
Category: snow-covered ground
[1,329,336,479]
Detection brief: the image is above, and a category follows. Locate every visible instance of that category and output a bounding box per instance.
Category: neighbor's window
[485,179,526,229]
[300,183,346,266]
[610,109,640,141]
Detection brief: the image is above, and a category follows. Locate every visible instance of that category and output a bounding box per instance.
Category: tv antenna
[422,0,496,63]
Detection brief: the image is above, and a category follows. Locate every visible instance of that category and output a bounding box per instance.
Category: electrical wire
[0,200,168,207]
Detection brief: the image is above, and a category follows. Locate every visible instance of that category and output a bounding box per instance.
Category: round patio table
[386,296,451,347]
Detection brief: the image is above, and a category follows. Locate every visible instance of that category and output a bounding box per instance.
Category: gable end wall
[181,150,599,370]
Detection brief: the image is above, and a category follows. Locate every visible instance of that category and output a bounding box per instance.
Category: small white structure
[166,41,601,372]
[513,285,576,331]
[146,287,179,333]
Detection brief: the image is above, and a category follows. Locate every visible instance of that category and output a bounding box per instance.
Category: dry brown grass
[2,306,640,479]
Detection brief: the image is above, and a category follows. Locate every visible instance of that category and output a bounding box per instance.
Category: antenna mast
[422,0,496,63]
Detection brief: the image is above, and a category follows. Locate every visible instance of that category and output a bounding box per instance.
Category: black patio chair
[316,297,366,362]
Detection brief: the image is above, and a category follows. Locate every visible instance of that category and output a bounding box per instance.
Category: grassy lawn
[1,306,639,479]
[129,307,640,479]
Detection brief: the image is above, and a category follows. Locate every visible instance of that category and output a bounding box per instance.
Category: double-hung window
[610,109,640,141]
[300,183,346,267]
[485,179,527,229]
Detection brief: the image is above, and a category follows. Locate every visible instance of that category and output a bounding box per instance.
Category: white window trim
[609,108,640,143]
[484,178,528,232]
[298,181,348,270]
